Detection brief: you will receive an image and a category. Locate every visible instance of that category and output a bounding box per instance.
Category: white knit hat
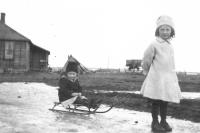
[156,15,174,29]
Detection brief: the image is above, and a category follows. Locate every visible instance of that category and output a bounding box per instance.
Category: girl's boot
[151,101,165,132]
[160,101,172,132]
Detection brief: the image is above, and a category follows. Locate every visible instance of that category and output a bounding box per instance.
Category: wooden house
[0,13,50,73]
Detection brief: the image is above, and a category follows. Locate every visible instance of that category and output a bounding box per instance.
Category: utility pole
[107,56,110,69]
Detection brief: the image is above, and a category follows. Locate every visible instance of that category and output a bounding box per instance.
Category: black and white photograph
[0,0,200,133]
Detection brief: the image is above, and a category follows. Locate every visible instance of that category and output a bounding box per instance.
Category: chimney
[1,13,5,24]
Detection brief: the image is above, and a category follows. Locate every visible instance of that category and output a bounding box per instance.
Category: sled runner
[49,100,113,114]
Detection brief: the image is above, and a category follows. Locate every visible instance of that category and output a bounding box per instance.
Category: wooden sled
[49,101,113,114]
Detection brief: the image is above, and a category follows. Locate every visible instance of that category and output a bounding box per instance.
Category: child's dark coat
[58,77,82,102]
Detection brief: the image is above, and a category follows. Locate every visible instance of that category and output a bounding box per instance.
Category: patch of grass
[84,91,200,122]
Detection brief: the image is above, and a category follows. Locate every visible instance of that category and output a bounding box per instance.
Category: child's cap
[156,15,174,29]
[66,62,79,73]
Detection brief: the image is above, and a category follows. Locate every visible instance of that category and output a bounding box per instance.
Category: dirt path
[0,82,199,133]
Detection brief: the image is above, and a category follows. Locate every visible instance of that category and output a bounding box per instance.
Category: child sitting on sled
[58,59,101,109]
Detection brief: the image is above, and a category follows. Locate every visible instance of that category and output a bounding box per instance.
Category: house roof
[31,43,50,55]
[0,14,50,54]
[0,22,30,41]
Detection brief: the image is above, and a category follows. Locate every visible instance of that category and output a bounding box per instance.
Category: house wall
[0,40,30,73]
[30,46,49,71]
[26,42,30,71]
[0,41,5,73]
[0,40,49,73]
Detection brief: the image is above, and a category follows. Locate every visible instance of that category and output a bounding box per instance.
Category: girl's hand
[72,93,82,97]
[80,96,87,99]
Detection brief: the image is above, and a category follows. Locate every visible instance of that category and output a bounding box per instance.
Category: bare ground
[1,82,199,133]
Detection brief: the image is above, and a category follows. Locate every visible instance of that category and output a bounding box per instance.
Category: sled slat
[49,102,113,114]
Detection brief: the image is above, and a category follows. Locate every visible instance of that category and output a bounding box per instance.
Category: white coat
[140,37,182,103]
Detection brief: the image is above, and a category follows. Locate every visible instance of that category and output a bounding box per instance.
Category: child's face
[67,71,77,80]
[158,25,172,40]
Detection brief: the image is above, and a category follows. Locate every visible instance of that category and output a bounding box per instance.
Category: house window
[0,42,4,60]
[5,41,14,59]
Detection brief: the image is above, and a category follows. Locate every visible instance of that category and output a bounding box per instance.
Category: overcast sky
[1,0,200,72]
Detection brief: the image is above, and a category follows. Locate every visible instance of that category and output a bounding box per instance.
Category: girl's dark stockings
[151,100,168,122]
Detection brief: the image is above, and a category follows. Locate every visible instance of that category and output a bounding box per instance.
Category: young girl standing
[141,15,181,132]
